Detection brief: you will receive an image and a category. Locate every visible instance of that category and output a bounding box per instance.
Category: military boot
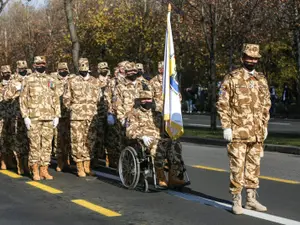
[56,156,64,172]
[15,155,24,175]
[83,161,95,176]
[155,167,168,188]
[39,165,53,180]
[76,162,86,177]
[0,154,7,170]
[168,167,185,188]
[31,164,40,181]
[232,193,243,215]
[245,189,267,212]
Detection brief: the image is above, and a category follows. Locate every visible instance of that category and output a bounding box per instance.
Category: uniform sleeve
[3,80,20,101]
[126,112,141,139]
[150,80,163,113]
[216,75,233,129]
[63,79,72,109]
[261,78,271,128]
[115,84,126,122]
[19,78,29,118]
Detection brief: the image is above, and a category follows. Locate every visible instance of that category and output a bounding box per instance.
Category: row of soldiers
[0,56,186,188]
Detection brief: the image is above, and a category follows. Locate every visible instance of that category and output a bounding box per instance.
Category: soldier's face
[140,98,153,110]
[2,72,11,80]
[58,69,69,77]
[19,68,28,76]
[35,63,46,73]
[242,55,258,71]
[158,68,164,74]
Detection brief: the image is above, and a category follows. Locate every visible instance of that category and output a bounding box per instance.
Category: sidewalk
[180,136,300,155]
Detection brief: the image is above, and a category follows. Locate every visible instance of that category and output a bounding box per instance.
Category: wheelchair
[118,139,190,192]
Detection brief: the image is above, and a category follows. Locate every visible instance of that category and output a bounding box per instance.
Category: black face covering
[141,102,153,110]
[19,70,27,76]
[126,74,137,81]
[3,73,11,81]
[79,71,88,77]
[100,70,109,76]
[243,62,256,72]
[59,71,69,77]
[36,66,46,73]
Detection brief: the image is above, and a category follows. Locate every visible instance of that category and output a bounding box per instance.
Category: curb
[180,136,300,155]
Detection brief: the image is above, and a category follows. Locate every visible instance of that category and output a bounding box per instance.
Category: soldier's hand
[24,117,31,130]
[223,128,232,142]
[142,136,152,147]
[53,117,59,128]
[107,114,115,125]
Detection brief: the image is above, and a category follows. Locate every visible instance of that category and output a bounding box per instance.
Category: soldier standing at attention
[20,56,61,180]
[217,44,271,215]
[3,61,30,175]
[51,62,72,172]
[63,58,100,177]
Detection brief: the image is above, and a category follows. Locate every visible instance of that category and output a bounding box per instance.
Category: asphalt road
[183,114,300,134]
[0,142,299,225]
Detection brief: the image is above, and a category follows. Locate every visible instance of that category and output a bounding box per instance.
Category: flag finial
[168,3,171,12]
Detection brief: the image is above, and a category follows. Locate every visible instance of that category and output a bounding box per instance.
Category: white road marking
[269,122,291,126]
[51,159,300,224]
[167,191,300,225]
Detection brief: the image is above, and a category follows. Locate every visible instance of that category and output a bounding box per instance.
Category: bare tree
[0,0,9,14]
[64,0,80,73]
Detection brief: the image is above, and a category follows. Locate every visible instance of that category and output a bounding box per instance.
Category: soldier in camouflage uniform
[3,61,30,174]
[150,61,185,187]
[0,65,16,170]
[126,87,168,188]
[105,61,129,168]
[216,44,271,215]
[63,58,100,177]
[51,62,72,172]
[20,56,61,180]
[93,62,111,165]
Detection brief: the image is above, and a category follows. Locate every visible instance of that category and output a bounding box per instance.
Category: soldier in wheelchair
[119,88,189,191]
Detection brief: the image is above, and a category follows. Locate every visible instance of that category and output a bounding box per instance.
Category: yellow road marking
[259,176,300,184]
[27,181,63,194]
[192,165,300,184]
[0,170,22,178]
[192,165,227,172]
[72,199,121,217]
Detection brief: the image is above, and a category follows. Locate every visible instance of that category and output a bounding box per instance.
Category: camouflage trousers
[56,118,71,160]
[2,118,16,154]
[28,120,54,166]
[93,118,105,161]
[105,122,125,168]
[70,120,97,163]
[156,138,184,176]
[228,142,262,194]
[15,118,29,157]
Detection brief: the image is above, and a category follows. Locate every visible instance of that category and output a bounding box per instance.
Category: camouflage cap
[139,90,153,99]
[57,62,69,71]
[79,58,89,71]
[16,60,28,69]
[136,63,144,71]
[124,62,137,72]
[242,43,261,58]
[34,56,46,64]
[158,61,164,69]
[98,62,109,70]
[118,61,129,68]
[1,65,11,73]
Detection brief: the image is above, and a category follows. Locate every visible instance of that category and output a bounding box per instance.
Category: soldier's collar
[242,69,258,80]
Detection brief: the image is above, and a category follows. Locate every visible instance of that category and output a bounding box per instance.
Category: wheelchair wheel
[118,146,140,189]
